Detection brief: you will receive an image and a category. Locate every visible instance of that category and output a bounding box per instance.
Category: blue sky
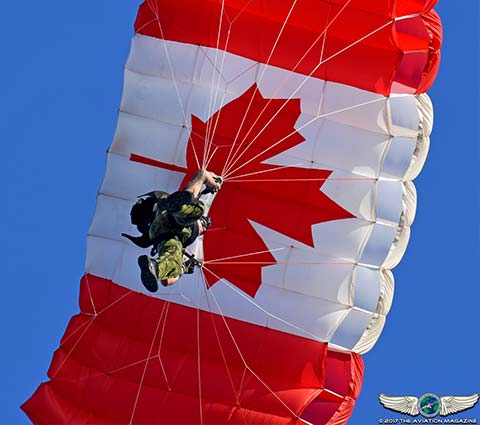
[1,1,478,424]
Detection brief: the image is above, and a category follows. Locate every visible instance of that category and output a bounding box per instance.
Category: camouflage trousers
[154,238,184,280]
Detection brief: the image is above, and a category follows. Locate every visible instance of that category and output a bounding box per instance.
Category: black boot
[138,255,159,292]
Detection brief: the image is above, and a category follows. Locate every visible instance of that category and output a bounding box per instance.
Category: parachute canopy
[23,1,441,424]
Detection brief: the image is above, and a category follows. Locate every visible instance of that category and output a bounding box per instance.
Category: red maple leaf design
[180,85,354,297]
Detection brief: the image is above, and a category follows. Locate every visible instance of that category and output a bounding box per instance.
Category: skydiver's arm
[184,170,222,198]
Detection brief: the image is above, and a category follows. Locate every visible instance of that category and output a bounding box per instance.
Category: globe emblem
[418,393,441,417]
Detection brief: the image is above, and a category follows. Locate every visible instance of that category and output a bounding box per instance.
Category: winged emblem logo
[379,393,479,418]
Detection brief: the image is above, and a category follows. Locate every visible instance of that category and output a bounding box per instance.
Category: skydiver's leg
[138,238,184,291]
[156,238,184,287]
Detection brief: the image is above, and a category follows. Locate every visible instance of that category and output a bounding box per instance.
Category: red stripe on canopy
[22,275,363,424]
[134,0,441,95]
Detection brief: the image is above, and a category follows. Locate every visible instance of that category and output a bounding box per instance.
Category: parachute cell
[23,1,442,424]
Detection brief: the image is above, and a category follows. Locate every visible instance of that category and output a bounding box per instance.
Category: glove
[203,175,223,194]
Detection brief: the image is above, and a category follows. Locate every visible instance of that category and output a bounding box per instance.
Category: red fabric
[416,9,442,93]
[134,0,441,95]
[301,352,364,424]
[22,275,364,424]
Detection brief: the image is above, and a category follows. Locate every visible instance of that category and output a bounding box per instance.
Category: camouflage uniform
[149,193,205,280]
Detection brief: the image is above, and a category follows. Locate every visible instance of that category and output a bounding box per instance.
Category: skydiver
[121,169,222,291]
